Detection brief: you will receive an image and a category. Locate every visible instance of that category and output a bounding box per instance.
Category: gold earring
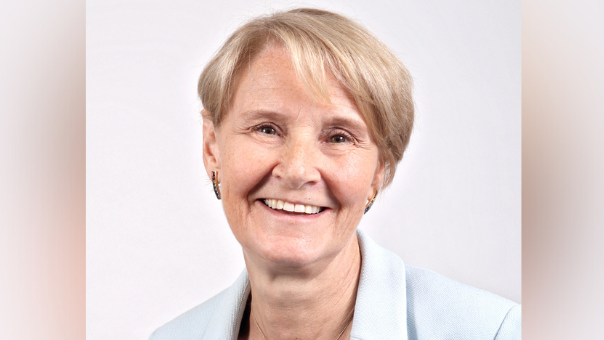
[211,171,221,200]
[364,190,378,214]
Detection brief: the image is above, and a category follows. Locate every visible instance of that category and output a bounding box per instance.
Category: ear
[202,110,221,178]
[369,160,385,197]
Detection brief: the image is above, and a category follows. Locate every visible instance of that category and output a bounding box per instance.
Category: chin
[247,233,332,269]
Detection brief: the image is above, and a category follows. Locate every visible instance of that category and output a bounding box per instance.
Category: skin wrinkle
[246,233,361,339]
[200,12,414,188]
[203,45,383,340]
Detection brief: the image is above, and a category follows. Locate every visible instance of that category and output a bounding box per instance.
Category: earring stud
[364,190,378,214]
[211,170,221,200]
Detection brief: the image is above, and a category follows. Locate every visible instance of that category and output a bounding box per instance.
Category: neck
[242,233,361,340]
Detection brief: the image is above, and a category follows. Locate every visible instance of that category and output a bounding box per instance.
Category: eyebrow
[323,116,368,134]
[239,109,286,121]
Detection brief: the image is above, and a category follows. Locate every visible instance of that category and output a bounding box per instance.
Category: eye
[256,125,278,135]
[327,129,355,144]
[329,135,348,143]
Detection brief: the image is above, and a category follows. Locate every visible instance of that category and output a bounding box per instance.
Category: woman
[151,8,520,340]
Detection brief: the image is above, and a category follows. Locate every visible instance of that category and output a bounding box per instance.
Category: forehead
[230,45,360,120]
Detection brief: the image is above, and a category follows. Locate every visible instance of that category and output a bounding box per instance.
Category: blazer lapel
[202,270,250,340]
[351,230,409,340]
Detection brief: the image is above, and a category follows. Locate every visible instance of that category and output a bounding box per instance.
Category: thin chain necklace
[251,308,354,340]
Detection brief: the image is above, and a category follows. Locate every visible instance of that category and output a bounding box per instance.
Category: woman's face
[203,45,384,269]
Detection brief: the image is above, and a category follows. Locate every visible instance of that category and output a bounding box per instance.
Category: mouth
[261,199,327,215]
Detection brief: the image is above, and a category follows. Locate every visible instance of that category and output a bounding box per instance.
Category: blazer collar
[201,270,250,340]
[202,230,408,340]
[351,229,408,340]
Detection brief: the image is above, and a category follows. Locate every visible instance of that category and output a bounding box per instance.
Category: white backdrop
[87,1,520,339]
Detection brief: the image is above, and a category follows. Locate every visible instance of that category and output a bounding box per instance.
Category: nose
[272,136,321,189]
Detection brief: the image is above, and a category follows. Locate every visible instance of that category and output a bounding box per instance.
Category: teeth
[263,199,322,215]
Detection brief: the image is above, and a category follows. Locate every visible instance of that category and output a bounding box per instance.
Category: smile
[262,199,324,214]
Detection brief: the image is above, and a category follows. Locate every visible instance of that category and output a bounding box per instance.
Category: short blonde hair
[199,8,414,188]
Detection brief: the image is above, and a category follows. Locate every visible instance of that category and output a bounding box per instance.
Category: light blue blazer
[150,230,521,339]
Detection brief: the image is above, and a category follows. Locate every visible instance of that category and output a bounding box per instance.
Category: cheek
[327,153,378,208]
[220,140,273,202]
[218,141,269,240]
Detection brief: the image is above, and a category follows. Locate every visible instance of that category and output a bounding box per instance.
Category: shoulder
[405,265,521,340]
[149,270,250,340]
[148,290,224,340]
[354,230,521,339]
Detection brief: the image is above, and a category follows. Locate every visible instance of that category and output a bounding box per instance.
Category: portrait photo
[87,1,520,339]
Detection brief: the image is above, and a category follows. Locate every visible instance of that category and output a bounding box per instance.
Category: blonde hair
[198,8,414,188]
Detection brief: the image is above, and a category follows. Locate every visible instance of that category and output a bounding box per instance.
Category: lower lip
[257,200,328,221]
